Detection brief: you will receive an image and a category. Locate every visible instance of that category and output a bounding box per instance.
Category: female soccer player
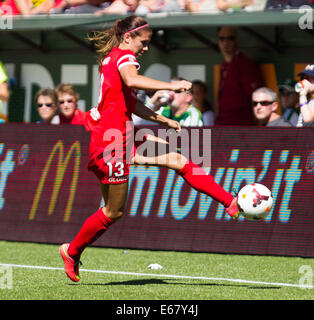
[60,15,239,282]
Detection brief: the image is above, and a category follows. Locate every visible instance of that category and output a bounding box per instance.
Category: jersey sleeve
[117,53,140,72]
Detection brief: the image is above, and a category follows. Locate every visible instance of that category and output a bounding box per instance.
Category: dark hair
[34,88,58,106]
[87,15,150,71]
[192,80,208,93]
[191,80,212,111]
[217,26,237,36]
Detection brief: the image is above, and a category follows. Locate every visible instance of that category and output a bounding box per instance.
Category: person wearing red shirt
[55,83,86,125]
[215,27,263,126]
[0,0,56,15]
[59,16,240,283]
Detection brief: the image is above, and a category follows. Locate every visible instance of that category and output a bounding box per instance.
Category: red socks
[178,161,233,208]
[68,208,114,260]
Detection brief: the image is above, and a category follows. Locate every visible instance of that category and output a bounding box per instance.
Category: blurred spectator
[184,0,219,12]
[35,88,59,124]
[296,64,314,127]
[191,80,214,126]
[152,78,203,127]
[94,0,139,15]
[215,26,263,126]
[252,87,292,126]
[31,0,55,12]
[265,0,311,10]
[55,83,86,125]
[278,79,299,126]
[0,0,31,15]
[216,0,254,11]
[52,0,110,14]
[136,0,183,13]
[184,0,266,12]
[0,0,55,15]
[94,0,182,15]
[0,61,9,123]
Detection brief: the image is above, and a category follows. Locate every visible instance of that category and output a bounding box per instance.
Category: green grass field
[0,241,313,300]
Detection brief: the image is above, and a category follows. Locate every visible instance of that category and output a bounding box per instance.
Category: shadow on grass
[73,278,281,290]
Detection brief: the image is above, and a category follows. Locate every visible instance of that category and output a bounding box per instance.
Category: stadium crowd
[0,25,313,127]
[17,65,314,128]
[0,0,313,15]
[0,64,313,127]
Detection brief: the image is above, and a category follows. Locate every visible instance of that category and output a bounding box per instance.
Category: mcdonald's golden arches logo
[29,140,80,222]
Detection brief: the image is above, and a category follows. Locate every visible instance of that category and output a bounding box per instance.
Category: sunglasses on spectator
[252,101,274,107]
[59,99,74,104]
[174,90,191,94]
[37,103,53,108]
[218,36,236,41]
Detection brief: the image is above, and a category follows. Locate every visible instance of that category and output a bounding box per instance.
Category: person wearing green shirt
[150,78,203,127]
[0,61,9,123]
[158,103,203,127]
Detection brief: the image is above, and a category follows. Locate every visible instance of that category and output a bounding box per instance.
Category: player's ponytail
[87,16,150,71]
[87,24,119,71]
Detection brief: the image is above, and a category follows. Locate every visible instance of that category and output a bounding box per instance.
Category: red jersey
[0,0,20,15]
[60,109,86,125]
[88,47,139,149]
[86,47,140,184]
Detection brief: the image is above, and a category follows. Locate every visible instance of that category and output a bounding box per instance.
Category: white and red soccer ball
[237,183,273,220]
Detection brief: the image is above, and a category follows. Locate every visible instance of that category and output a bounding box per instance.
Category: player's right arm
[119,64,191,92]
[134,101,181,132]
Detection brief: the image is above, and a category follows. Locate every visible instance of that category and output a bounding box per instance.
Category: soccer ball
[237,183,273,220]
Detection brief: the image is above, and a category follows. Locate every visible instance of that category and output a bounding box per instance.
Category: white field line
[0,262,313,289]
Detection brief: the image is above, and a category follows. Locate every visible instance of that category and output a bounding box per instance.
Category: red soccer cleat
[226,196,240,219]
[59,243,81,282]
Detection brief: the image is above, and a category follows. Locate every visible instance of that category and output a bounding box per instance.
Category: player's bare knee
[101,207,124,221]
[111,210,124,221]
[133,155,147,165]
[169,152,187,170]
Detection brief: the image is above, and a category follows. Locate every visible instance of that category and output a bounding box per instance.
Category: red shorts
[87,125,157,184]
[87,141,136,185]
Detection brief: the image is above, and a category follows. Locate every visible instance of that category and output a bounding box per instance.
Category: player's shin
[177,161,234,208]
[68,208,114,260]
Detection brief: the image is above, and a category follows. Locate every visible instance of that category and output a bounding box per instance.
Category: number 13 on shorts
[106,161,125,177]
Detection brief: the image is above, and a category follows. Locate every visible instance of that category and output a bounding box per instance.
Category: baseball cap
[278,79,297,92]
[297,64,314,78]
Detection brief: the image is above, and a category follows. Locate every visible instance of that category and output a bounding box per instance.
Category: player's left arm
[134,101,181,132]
